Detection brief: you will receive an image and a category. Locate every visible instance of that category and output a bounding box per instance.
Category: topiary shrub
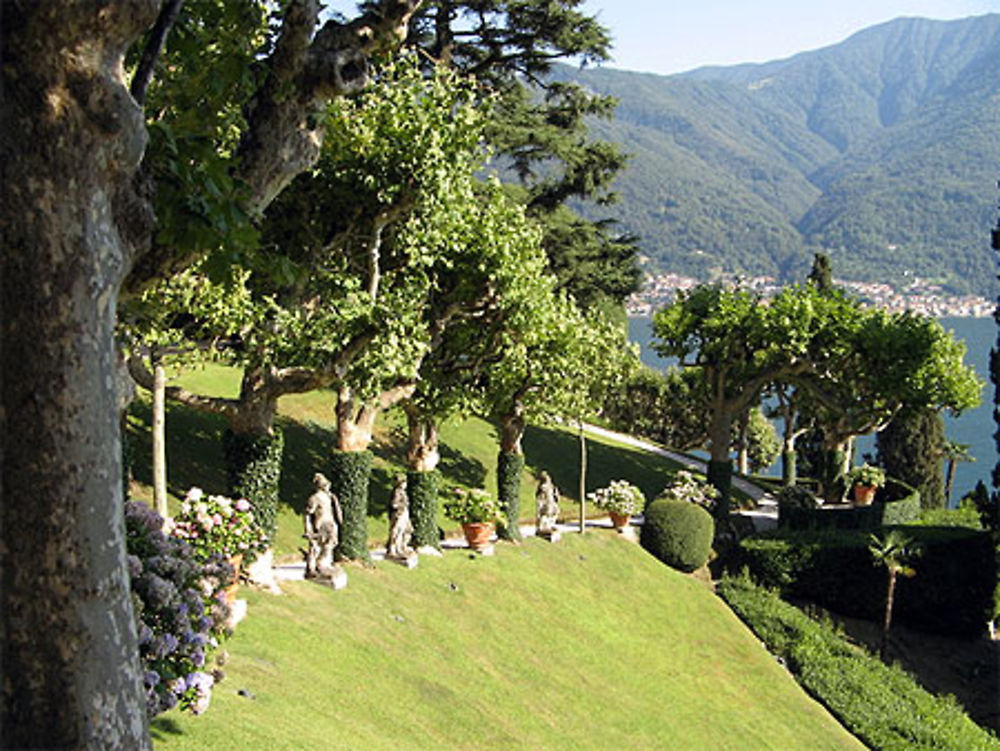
[330,449,372,561]
[408,469,440,549]
[222,428,283,551]
[640,498,715,572]
[496,451,524,541]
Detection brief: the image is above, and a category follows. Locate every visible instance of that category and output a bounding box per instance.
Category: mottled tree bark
[1,1,161,747]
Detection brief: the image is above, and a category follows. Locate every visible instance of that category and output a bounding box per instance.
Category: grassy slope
[152,532,863,751]
[126,364,688,558]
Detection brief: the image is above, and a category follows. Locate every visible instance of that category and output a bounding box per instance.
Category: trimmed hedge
[496,451,524,542]
[719,574,1000,751]
[732,527,996,636]
[640,499,714,572]
[223,428,284,548]
[408,469,440,549]
[778,479,920,531]
[330,449,372,562]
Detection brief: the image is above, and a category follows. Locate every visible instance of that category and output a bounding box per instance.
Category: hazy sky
[580,0,1000,75]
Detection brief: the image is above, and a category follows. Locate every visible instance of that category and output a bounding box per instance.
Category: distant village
[626,272,995,318]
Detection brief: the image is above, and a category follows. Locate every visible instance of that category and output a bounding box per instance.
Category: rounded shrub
[640,499,715,572]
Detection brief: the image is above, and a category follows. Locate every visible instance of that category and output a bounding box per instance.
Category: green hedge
[223,428,284,548]
[330,449,372,562]
[778,479,920,531]
[497,451,524,542]
[640,499,714,572]
[408,469,440,549]
[732,527,996,636]
[718,574,1000,751]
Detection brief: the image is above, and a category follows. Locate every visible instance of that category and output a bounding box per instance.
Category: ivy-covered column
[330,449,373,562]
[222,427,284,547]
[497,451,525,541]
[408,469,440,549]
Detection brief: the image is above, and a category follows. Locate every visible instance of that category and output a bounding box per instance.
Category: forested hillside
[555,14,1000,295]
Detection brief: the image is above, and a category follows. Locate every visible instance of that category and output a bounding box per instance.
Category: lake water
[627,315,996,501]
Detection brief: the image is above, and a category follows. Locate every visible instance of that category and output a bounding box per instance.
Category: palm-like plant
[868,531,920,661]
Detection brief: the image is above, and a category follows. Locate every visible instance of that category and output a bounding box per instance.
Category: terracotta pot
[225,553,243,605]
[461,522,494,551]
[609,511,631,529]
[853,484,877,507]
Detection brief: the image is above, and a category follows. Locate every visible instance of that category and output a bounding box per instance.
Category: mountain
[554,15,1000,295]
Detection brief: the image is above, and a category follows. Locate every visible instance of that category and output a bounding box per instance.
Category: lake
[627,315,996,502]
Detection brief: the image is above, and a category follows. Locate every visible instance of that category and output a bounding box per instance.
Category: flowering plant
[849,463,886,488]
[125,500,233,717]
[443,488,506,525]
[171,487,267,561]
[588,480,645,516]
[656,471,719,510]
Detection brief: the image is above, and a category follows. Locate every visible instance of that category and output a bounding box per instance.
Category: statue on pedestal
[304,472,343,579]
[535,471,561,540]
[386,474,417,567]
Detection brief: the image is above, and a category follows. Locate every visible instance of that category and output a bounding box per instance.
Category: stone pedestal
[386,551,419,569]
[473,543,496,557]
[538,529,562,543]
[417,545,443,557]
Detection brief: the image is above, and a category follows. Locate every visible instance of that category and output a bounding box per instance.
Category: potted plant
[443,488,506,550]
[849,464,886,506]
[588,480,645,529]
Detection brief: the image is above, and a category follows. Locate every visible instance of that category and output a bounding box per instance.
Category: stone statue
[386,474,416,566]
[304,472,342,579]
[535,471,560,539]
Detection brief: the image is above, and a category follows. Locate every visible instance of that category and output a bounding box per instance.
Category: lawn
[126,363,691,559]
[151,532,864,750]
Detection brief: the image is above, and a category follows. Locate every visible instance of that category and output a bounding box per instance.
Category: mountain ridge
[556,14,1000,295]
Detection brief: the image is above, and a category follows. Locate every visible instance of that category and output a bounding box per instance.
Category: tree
[942,440,975,505]
[402,0,640,310]
[603,366,710,451]
[1,1,420,744]
[876,408,946,509]
[868,531,920,661]
[652,284,844,514]
[797,309,980,502]
[743,407,782,475]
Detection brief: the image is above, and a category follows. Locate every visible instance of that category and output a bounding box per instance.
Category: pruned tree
[876,408,946,509]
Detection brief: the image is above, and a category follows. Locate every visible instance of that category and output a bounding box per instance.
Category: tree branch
[126,353,240,418]
[129,0,185,106]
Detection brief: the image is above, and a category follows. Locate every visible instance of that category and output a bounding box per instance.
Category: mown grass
[125,364,687,559]
[152,532,864,751]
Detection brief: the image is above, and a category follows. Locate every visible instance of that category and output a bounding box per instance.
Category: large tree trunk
[706,406,734,512]
[1,2,160,747]
[405,403,440,472]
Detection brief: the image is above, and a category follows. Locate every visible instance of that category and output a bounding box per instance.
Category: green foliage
[442,488,505,526]
[603,365,709,450]
[718,573,1000,751]
[407,469,441,549]
[640,499,715,572]
[329,450,373,562]
[222,428,283,551]
[745,407,781,473]
[496,451,524,541]
[777,482,921,531]
[732,527,997,636]
[654,470,718,511]
[776,485,820,510]
[876,409,945,508]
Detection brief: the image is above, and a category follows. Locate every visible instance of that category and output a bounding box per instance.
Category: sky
[579,0,1000,75]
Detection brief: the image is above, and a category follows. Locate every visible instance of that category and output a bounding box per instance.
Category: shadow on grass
[522,424,677,502]
[150,717,184,741]
[438,442,488,488]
